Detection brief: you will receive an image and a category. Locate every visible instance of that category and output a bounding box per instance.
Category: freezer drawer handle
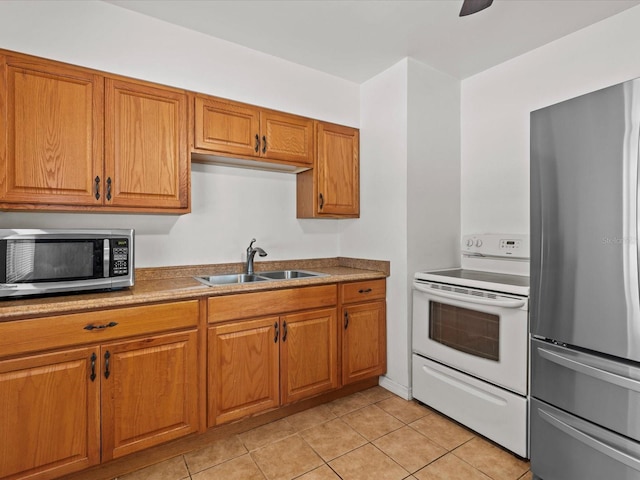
[538,347,640,393]
[413,283,526,309]
[538,407,640,471]
[422,363,507,406]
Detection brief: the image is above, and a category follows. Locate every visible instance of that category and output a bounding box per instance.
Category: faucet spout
[245,238,268,275]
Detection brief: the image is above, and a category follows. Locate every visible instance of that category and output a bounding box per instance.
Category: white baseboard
[378,375,411,400]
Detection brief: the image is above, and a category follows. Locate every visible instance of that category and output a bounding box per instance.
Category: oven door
[412,280,529,395]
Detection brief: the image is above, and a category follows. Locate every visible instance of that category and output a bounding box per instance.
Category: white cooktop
[414,268,530,296]
[414,234,530,296]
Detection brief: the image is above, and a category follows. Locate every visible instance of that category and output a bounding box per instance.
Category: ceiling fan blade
[459,0,494,16]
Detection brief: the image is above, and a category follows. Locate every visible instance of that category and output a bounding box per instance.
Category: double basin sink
[195,269,327,287]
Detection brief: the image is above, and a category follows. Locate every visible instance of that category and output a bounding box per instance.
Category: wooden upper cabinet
[194,95,260,157]
[192,94,314,168]
[297,121,360,218]
[0,50,189,213]
[0,54,104,206]
[105,78,189,210]
[261,110,313,165]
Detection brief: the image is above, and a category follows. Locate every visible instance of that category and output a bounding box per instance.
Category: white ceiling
[104,0,640,83]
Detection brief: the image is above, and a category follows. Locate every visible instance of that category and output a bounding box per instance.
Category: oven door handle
[413,283,526,309]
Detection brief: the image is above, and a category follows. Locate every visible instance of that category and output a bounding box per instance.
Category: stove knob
[466,239,474,247]
[475,239,483,247]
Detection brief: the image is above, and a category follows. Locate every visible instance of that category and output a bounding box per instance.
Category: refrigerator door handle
[538,346,640,393]
[538,407,640,472]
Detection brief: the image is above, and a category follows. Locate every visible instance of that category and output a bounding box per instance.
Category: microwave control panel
[111,238,130,276]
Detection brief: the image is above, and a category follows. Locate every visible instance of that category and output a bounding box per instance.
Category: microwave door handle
[103,239,110,278]
[413,283,526,309]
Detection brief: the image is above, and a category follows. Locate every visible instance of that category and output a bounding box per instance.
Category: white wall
[344,59,409,396]
[343,58,460,398]
[0,0,359,266]
[461,5,640,236]
[407,59,460,275]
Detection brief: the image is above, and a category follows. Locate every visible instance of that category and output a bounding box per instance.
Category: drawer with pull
[0,300,199,358]
[341,279,386,304]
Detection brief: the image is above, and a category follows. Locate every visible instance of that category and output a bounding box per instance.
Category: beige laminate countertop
[0,257,389,322]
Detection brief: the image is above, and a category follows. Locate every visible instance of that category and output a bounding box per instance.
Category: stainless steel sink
[195,274,270,286]
[194,269,326,286]
[259,270,324,280]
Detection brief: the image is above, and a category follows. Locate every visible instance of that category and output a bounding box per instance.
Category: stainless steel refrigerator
[530,78,640,479]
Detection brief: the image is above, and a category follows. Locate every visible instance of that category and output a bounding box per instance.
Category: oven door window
[429,301,500,361]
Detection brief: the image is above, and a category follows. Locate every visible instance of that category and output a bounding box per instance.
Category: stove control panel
[462,234,529,259]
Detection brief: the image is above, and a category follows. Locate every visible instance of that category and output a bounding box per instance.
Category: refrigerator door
[531,338,640,442]
[531,78,640,361]
[531,398,640,480]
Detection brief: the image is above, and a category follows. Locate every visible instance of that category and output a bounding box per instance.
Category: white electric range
[412,233,530,458]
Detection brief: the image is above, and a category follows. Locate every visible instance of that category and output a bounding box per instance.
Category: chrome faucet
[245,238,267,275]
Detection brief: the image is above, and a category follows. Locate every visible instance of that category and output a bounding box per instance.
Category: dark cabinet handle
[262,135,267,154]
[106,177,112,201]
[104,351,111,379]
[358,288,373,294]
[274,321,279,343]
[282,321,288,342]
[255,134,260,153]
[319,193,324,210]
[90,352,97,382]
[94,176,101,200]
[84,321,118,331]
[344,311,349,330]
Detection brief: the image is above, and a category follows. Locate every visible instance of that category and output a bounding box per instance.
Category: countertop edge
[0,258,389,322]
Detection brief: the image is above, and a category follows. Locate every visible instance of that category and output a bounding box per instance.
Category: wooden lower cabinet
[101,330,199,461]
[280,308,338,404]
[208,307,338,426]
[0,347,100,480]
[208,317,280,426]
[341,279,387,385]
[342,300,386,384]
[0,300,200,480]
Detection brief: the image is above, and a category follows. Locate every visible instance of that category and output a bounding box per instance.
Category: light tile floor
[116,387,531,480]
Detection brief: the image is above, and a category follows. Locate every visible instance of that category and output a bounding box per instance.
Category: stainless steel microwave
[0,229,134,298]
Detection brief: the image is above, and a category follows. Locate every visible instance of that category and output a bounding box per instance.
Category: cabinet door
[261,110,313,165]
[0,347,100,480]
[342,301,386,385]
[105,78,188,210]
[316,122,359,216]
[194,95,260,157]
[101,330,198,461]
[280,308,338,404]
[209,317,280,426]
[0,55,104,206]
